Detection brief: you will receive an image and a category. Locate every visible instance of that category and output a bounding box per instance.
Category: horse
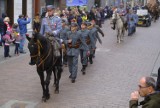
[26,33,63,102]
[111,12,126,43]
[146,0,159,22]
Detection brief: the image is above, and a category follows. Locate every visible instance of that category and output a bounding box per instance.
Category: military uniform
[59,26,70,65]
[64,23,87,83]
[87,23,97,63]
[79,29,90,73]
[40,16,62,37]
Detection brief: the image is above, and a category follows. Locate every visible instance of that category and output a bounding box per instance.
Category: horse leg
[37,71,46,101]
[117,30,120,43]
[53,67,56,87]
[55,66,62,94]
[44,70,52,100]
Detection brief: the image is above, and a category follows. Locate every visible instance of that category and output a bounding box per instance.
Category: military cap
[46,5,55,10]
[70,22,78,27]
[86,22,92,26]
[81,22,87,26]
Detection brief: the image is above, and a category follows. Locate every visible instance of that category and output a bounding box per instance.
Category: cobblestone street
[0,19,160,108]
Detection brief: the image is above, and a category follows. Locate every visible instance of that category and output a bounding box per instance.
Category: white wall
[14,0,22,23]
[27,0,33,31]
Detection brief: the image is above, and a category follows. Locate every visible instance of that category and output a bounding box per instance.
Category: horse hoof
[82,72,86,75]
[53,83,56,87]
[46,94,50,100]
[55,90,59,94]
[42,97,47,102]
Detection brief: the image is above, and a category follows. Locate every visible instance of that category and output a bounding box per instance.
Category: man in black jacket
[0,13,7,46]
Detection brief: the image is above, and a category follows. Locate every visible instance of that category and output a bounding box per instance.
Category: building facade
[0,0,33,31]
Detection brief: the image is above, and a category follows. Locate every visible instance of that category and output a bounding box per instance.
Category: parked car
[137,9,151,27]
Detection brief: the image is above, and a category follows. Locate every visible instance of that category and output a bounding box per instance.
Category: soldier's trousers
[80,49,88,66]
[67,55,78,79]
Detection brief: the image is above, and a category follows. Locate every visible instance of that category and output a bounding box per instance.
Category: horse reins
[30,40,52,68]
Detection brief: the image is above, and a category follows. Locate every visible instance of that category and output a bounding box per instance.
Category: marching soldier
[89,21,102,58]
[87,22,98,64]
[59,19,70,66]
[79,22,90,75]
[64,22,87,83]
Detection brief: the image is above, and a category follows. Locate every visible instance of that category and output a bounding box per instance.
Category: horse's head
[26,33,45,65]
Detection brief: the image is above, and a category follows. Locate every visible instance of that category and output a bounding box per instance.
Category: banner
[66,0,88,6]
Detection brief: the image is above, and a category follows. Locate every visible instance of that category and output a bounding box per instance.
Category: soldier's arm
[40,18,45,36]
[96,32,102,44]
[89,32,96,49]
[53,18,62,35]
[95,25,104,37]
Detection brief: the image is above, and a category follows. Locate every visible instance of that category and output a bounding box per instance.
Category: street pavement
[0,19,160,108]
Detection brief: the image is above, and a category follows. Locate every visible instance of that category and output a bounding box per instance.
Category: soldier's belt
[86,37,91,45]
[68,40,81,49]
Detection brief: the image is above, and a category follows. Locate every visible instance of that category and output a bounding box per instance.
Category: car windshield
[137,9,148,16]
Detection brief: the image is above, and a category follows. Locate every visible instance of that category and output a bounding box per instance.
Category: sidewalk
[0,32,32,62]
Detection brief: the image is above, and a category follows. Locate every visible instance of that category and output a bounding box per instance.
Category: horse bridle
[30,39,52,67]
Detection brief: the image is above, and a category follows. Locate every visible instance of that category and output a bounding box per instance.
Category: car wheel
[146,21,149,27]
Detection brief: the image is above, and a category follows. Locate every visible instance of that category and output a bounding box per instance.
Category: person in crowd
[17,14,31,53]
[126,9,135,36]
[12,23,21,56]
[156,67,160,91]
[87,22,98,63]
[79,22,90,75]
[33,13,41,33]
[95,8,102,28]
[3,31,14,58]
[0,13,7,46]
[130,76,160,108]
[59,19,70,66]
[40,5,62,37]
[64,23,81,83]
[132,10,138,33]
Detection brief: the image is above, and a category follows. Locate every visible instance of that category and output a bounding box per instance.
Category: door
[6,0,14,24]
[22,0,27,16]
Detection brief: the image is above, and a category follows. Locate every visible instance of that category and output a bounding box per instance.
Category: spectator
[17,14,31,53]
[0,13,7,46]
[130,76,160,108]
[3,31,14,58]
[12,23,21,56]
[33,13,41,33]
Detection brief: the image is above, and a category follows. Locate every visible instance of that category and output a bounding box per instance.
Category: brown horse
[147,0,159,22]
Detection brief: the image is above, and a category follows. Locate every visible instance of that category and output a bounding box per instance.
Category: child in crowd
[3,31,14,58]
[12,23,21,55]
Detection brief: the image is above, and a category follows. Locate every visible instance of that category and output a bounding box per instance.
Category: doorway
[6,0,14,24]
[22,0,27,16]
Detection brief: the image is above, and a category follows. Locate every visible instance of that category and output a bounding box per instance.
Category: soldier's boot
[81,65,86,75]
[89,55,93,64]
